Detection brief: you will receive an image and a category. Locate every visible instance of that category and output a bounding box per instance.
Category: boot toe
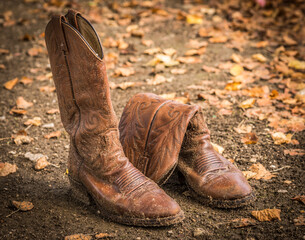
[200,171,253,200]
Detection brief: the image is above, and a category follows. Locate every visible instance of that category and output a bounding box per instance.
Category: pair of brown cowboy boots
[45,10,255,227]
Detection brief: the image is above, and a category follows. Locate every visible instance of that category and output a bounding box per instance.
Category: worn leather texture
[119,93,254,206]
[44,10,183,226]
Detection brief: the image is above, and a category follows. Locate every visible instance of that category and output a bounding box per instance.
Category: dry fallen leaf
[186,14,203,24]
[177,56,202,64]
[24,117,41,126]
[209,36,228,43]
[46,109,59,115]
[230,218,257,228]
[39,86,56,92]
[95,233,115,239]
[110,81,143,90]
[271,132,292,145]
[3,78,18,90]
[12,201,34,211]
[202,65,219,73]
[159,93,176,100]
[284,149,305,156]
[234,124,252,134]
[252,53,267,63]
[230,64,244,76]
[113,67,135,77]
[146,54,179,67]
[44,131,61,139]
[163,48,177,56]
[170,68,187,75]
[211,142,224,154]
[64,234,92,240]
[20,76,33,85]
[292,196,305,205]
[16,97,33,109]
[27,47,44,56]
[241,132,258,144]
[239,98,256,109]
[251,209,281,222]
[231,53,242,63]
[0,162,17,177]
[244,163,275,180]
[146,74,171,86]
[143,47,161,55]
[34,156,49,170]
[9,108,27,115]
[289,60,305,70]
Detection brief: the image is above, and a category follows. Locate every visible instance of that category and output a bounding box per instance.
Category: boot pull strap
[51,15,68,53]
[65,9,80,31]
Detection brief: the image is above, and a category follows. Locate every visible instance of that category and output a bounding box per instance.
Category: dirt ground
[0,0,304,239]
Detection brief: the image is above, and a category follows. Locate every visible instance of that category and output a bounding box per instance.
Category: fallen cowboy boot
[119,93,255,208]
[44,11,184,226]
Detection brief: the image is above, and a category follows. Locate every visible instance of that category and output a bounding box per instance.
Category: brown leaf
[284,149,305,156]
[20,76,33,85]
[64,234,92,240]
[202,65,219,73]
[231,54,242,63]
[251,209,281,222]
[234,124,252,134]
[47,109,59,115]
[44,131,61,139]
[0,162,17,177]
[209,36,228,43]
[27,47,44,56]
[110,81,143,90]
[163,48,177,56]
[34,156,49,170]
[253,41,269,48]
[3,78,18,90]
[12,201,34,211]
[146,74,170,86]
[283,35,297,46]
[184,47,206,56]
[95,233,115,239]
[230,218,257,228]
[143,47,161,55]
[13,135,33,145]
[9,108,27,115]
[24,117,41,126]
[113,67,135,77]
[292,195,305,204]
[245,163,275,180]
[177,56,202,64]
[241,132,258,144]
[16,97,33,109]
[0,48,10,54]
[39,86,56,92]
[218,109,232,116]
[141,39,154,47]
[170,68,187,75]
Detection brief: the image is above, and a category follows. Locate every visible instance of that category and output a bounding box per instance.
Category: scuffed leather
[45,12,182,222]
[119,93,253,201]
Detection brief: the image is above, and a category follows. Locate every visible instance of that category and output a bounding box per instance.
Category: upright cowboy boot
[45,12,184,226]
[119,93,255,208]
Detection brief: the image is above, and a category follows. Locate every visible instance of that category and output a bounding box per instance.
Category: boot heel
[69,177,91,205]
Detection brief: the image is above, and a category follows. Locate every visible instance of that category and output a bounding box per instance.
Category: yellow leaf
[186,14,203,24]
[271,132,292,145]
[289,60,305,70]
[251,209,281,222]
[252,53,267,63]
[239,98,256,109]
[230,64,244,76]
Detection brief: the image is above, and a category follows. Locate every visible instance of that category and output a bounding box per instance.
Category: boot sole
[69,177,184,227]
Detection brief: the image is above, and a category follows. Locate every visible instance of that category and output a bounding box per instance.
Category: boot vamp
[79,162,181,218]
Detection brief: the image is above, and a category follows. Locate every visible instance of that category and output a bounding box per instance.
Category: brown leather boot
[119,93,255,208]
[45,11,184,226]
